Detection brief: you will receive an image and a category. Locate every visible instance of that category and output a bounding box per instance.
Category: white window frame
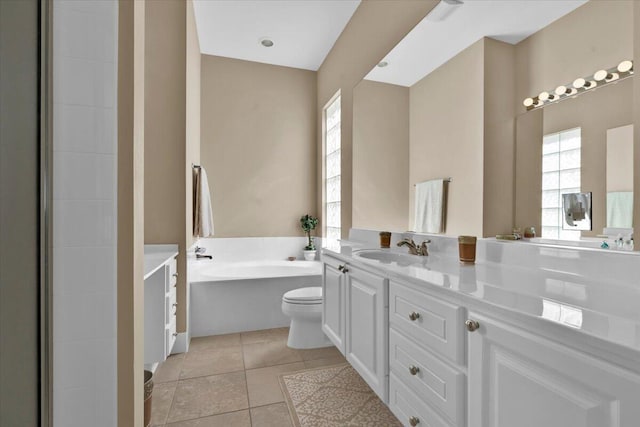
[323,91,341,240]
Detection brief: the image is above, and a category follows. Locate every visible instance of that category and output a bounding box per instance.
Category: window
[324,92,341,240]
[541,128,581,240]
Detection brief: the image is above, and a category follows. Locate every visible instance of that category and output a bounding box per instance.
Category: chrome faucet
[397,238,431,256]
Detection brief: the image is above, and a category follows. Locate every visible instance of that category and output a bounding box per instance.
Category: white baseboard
[171,331,190,354]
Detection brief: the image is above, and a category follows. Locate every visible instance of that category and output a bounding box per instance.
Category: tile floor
[151,327,346,426]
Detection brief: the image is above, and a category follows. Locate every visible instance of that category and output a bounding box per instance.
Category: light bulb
[594,70,612,82]
[573,78,586,89]
[617,60,633,73]
[523,98,535,107]
[539,91,556,102]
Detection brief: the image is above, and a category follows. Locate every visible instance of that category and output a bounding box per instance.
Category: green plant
[300,214,319,250]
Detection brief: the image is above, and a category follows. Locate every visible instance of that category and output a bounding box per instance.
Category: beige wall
[186,0,200,248]
[144,0,189,331]
[606,125,634,193]
[353,80,409,231]
[117,0,145,425]
[483,38,516,236]
[409,39,485,236]
[317,0,438,238]
[200,55,317,237]
[515,0,633,114]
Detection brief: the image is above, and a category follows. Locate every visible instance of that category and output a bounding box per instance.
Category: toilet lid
[283,287,322,303]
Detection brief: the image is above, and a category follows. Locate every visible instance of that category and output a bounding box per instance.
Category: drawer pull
[408,365,420,376]
[172,273,178,278]
[409,312,421,321]
[465,319,480,332]
[409,416,420,426]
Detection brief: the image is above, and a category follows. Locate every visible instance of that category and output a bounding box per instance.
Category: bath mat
[279,363,402,427]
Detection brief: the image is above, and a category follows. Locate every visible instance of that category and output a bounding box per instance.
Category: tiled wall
[52,1,117,425]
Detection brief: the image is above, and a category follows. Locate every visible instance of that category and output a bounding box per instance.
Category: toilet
[282,287,332,349]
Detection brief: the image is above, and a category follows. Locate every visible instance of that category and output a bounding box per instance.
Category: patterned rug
[279,363,402,427]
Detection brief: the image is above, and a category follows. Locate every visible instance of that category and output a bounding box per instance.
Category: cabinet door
[346,265,389,402]
[322,259,346,354]
[468,313,640,427]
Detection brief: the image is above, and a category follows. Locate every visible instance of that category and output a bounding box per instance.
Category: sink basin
[353,249,429,266]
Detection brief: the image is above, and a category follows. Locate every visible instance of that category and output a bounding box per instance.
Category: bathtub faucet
[195,246,212,259]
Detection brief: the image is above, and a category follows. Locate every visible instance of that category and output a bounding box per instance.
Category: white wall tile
[53,0,117,423]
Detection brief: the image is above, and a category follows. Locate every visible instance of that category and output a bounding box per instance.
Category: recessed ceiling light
[377,61,389,68]
[259,37,274,48]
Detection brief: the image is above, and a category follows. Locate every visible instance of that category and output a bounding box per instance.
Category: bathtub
[190,259,322,336]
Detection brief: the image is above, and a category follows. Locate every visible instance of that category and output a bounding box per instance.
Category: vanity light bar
[523,60,634,111]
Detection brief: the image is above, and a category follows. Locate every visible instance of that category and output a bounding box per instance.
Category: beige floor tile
[250,403,294,427]
[242,340,303,370]
[166,372,249,424]
[303,356,347,369]
[165,410,251,427]
[150,381,176,426]
[154,354,185,384]
[190,333,242,351]
[245,362,305,408]
[299,346,342,361]
[180,347,244,379]
[240,327,289,345]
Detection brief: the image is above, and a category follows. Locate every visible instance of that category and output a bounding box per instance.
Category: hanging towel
[193,167,215,237]
[414,179,447,234]
[607,191,633,228]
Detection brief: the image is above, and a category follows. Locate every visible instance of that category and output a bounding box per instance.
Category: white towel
[607,191,633,228]
[197,167,215,237]
[414,179,446,234]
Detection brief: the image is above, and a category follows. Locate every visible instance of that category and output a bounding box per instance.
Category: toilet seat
[283,287,322,304]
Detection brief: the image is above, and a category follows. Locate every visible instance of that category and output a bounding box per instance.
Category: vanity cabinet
[322,254,389,401]
[467,313,640,427]
[389,280,466,427]
[322,255,346,353]
[345,265,388,401]
[144,246,179,364]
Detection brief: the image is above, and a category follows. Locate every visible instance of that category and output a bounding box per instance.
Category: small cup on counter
[458,236,477,264]
[379,231,392,248]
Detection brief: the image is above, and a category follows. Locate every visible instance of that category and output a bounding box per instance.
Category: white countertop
[322,241,640,355]
[144,244,179,280]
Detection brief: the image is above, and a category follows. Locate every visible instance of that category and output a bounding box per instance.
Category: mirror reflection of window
[541,128,581,240]
[606,124,634,231]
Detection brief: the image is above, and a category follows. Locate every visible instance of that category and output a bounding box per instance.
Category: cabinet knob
[465,319,480,332]
[408,312,420,321]
[409,416,420,426]
[408,365,420,376]
[172,273,178,278]
[172,333,178,337]
[172,303,178,307]
[338,264,349,273]
[338,264,344,271]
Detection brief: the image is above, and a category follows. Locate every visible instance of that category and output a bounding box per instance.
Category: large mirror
[352,0,636,242]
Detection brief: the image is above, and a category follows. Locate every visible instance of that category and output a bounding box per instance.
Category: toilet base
[287,316,332,349]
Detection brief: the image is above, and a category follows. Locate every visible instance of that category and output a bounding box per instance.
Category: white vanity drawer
[390,328,465,426]
[389,372,452,427]
[390,280,465,365]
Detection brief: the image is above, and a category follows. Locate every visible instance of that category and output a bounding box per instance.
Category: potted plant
[300,214,319,261]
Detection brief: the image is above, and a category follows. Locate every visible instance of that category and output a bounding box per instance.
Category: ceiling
[365,0,588,87]
[193,0,361,71]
